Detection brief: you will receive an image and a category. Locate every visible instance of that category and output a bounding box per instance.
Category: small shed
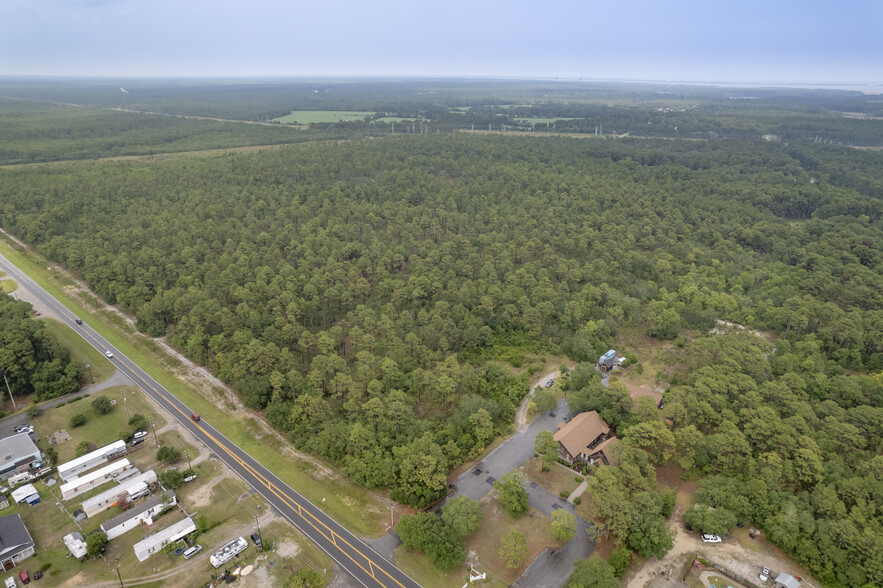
[10,484,40,506]
[774,573,801,588]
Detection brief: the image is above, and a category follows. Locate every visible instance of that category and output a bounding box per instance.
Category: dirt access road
[628,509,821,588]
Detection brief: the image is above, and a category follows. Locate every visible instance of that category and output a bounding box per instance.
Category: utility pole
[149,416,159,447]
[121,388,129,419]
[254,512,264,552]
[184,449,192,474]
[2,369,16,409]
[84,357,93,384]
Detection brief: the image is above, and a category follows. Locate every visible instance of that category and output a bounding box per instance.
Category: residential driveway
[444,397,575,504]
[437,396,597,587]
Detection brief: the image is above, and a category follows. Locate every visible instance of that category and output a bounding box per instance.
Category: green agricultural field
[375,116,421,123]
[273,110,374,124]
[516,117,579,124]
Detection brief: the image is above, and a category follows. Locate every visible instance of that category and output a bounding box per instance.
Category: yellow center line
[144,376,405,588]
[38,298,408,588]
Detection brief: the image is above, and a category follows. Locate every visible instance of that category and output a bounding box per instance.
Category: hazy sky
[1,0,880,83]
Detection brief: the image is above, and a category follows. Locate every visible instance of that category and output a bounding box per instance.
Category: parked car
[183,474,197,483]
[14,424,33,434]
[191,413,200,421]
[5,576,15,588]
[183,545,203,559]
[168,466,178,472]
[759,567,770,582]
[545,379,554,388]
[32,570,42,581]
[18,570,29,584]
[130,438,144,447]
[250,533,262,548]
[104,350,114,358]
[133,430,147,439]
[701,534,722,543]
[75,318,83,325]
[33,310,40,317]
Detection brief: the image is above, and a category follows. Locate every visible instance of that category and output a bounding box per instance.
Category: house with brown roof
[553,411,619,466]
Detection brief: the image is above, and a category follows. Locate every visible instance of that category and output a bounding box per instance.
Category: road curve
[0,253,420,588]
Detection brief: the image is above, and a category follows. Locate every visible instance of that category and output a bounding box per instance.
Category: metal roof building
[10,484,40,506]
[0,434,42,482]
[133,517,196,562]
[60,459,134,501]
[81,470,157,518]
[100,491,177,540]
[57,440,126,482]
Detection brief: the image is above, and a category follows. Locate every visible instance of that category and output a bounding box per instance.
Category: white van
[183,545,203,559]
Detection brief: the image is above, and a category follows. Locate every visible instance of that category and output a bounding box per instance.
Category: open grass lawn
[1,279,16,292]
[375,117,420,123]
[467,500,558,584]
[46,318,116,386]
[261,519,335,587]
[516,117,579,124]
[0,238,389,537]
[273,111,374,124]
[521,457,581,499]
[32,385,162,463]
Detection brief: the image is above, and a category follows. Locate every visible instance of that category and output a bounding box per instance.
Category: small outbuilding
[10,484,40,506]
[63,532,88,560]
[774,573,801,588]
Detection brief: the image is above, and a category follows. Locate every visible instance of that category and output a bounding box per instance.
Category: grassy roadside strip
[0,236,388,538]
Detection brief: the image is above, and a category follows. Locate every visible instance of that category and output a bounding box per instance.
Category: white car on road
[105,350,114,358]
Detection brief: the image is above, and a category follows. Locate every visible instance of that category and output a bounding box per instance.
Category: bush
[575,475,584,482]
[541,465,550,472]
[70,413,87,428]
[560,490,570,499]
[86,532,108,558]
[156,446,182,464]
[25,405,42,418]
[128,413,148,431]
[75,441,91,457]
[573,496,581,505]
[158,470,184,489]
[91,396,113,415]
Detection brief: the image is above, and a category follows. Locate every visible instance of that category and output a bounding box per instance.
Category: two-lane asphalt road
[0,254,420,588]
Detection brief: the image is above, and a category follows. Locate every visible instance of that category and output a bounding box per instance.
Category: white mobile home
[81,470,157,518]
[133,517,196,562]
[60,459,134,501]
[100,491,176,539]
[57,440,126,482]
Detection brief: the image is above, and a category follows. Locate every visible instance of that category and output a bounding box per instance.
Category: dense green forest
[0,294,81,404]
[1,85,882,585]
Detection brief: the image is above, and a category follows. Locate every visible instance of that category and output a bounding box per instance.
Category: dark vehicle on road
[75,318,83,325]
[191,413,200,421]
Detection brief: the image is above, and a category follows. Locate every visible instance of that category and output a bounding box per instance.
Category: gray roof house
[0,514,35,570]
[0,434,42,482]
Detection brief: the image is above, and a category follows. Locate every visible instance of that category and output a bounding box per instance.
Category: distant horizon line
[1,73,881,91]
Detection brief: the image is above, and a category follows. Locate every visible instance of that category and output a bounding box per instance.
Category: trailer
[210,536,248,568]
